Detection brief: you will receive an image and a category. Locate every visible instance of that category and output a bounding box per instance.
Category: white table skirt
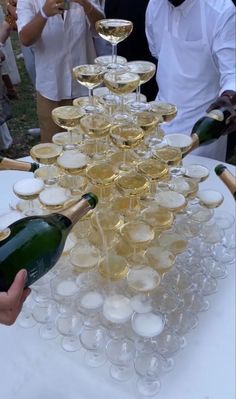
[0,154,235,399]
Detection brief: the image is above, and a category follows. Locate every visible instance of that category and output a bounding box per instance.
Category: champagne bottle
[215,164,236,200]
[0,192,98,291]
[0,156,39,172]
[189,107,231,152]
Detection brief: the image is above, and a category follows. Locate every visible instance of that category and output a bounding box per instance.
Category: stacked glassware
[9,18,235,397]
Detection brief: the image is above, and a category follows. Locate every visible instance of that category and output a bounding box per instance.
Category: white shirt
[146,0,236,96]
[17,0,104,101]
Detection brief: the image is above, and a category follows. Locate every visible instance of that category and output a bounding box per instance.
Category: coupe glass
[30,142,63,185]
[110,123,144,171]
[13,177,44,216]
[127,61,156,111]
[52,105,84,149]
[106,338,136,381]
[32,300,59,340]
[80,113,111,156]
[95,19,133,67]
[56,313,83,351]
[103,71,140,123]
[80,326,107,367]
[73,64,105,113]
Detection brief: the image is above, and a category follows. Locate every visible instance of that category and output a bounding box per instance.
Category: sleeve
[145,0,158,60]
[212,6,236,94]
[16,0,37,33]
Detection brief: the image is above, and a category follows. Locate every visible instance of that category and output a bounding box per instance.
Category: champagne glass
[103,71,140,123]
[98,251,129,281]
[38,186,72,211]
[164,133,193,176]
[76,289,104,327]
[30,142,63,185]
[149,102,177,123]
[137,158,169,196]
[102,294,133,339]
[86,161,118,201]
[13,177,44,216]
[80,114,111,156]
[95,19,133,67]
[51,105,84,149]
[106,338,136,382]
[56,313,83,352]
[73,64,105,113]
[80,326,108,367]
[32,300,59,340]
[115,172,150,215]
[57,149,88,193]
[127,61,156,111]
[120,222,155,262]
[131,311,165,354]
[110,123,144,171]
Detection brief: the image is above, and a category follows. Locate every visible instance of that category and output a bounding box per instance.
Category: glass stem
[112,44,117,64]
[137,85,141,103]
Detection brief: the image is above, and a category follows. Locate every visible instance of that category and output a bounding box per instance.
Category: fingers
[0,270,31,325]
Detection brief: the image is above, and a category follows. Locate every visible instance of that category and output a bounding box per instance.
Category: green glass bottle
[215,164,236,200]
[0,192,98,291]
[0,156,39,173]
[189,107,231,152]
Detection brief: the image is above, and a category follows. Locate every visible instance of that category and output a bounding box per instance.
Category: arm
[18,0,65,46]
[0,269,31,326]
[207,6,236,134]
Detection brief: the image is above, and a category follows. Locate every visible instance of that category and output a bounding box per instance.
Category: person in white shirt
[146,0,236,161]
[16,0,104,143]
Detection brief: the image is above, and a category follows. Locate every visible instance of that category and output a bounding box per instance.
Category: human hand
[207,91,236,135]
[42,0,65,17]
[0,269,31,326]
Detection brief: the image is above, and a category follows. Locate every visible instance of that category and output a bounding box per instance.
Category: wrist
[40,6,49,19]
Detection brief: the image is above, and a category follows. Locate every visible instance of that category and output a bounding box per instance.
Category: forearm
[76,0,104,29]
[18,12,47,46]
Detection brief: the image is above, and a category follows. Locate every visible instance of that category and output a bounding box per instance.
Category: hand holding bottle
[0,269,31,326]
[206,91,236,135]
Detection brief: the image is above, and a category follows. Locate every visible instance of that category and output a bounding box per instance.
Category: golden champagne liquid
[109,150,139,168]
[104,72,140,95]
[13,178,44,200]
[111,196,139,214]
[145,246,176,275]
[80,114,111,139]
[52,131,82,146]
[86,162,117,185]
[110,124,144,149]
[127,61,156,84]
[73,64,104,89]
[149,102,177,122]
[95,19,133,45]
[197,189,224,209]
[30,143,62,165]
[158,232,188,254]
[91,209,123,232]
[98,252,129,281]
[73,96,104,108]
[57,150,88,175]
[120,221,154,248]
[141,204,174,230]
[127,266,161,292]
[51,106,84,130]
[70,243,100,273]
[116,173,149,196]
[165,133,192,154]
[155,190,186,211]
[152,147,182,166]
[137,159,169,181]
[135,111,159,135]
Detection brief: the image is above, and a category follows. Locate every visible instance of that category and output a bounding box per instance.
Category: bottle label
[27,256,51,286]
[206,109,224,122]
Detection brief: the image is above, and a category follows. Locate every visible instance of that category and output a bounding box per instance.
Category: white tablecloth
[0,155,235,399]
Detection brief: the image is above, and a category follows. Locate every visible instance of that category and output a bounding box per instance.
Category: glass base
[137,377,161,397]
[85,351,106,367]
[39,324,59,340]
[61,336,81,352]
[128,101,148,112]
[110,364,133,382]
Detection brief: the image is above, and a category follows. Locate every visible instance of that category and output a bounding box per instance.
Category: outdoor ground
[0,19,235,164]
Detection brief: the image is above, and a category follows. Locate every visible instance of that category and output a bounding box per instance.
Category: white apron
[156,1,227,161]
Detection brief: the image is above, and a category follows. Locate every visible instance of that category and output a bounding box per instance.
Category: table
[0,154,235,399]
